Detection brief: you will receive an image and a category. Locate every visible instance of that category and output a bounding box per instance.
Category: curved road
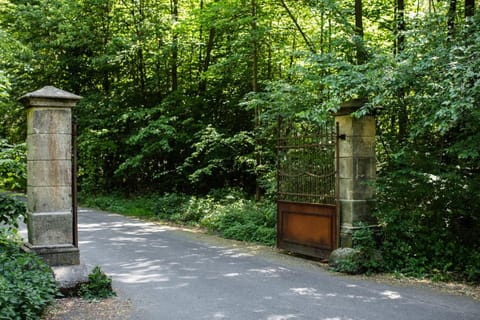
[78,209,480,320]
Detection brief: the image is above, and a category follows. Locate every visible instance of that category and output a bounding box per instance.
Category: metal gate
[276,116,339,259]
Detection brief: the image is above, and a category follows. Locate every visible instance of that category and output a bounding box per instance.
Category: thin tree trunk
[288,35,296,81]
[355,0,365,64]
[448,0,457,38]
[320,10,324,54]
[101,0,112,94]
[171,0,179,92]
[465,0,475,17]
[198,0,204,81]
[199,27,215,93]
[252,0,261,201]
[395,0,406,56]
[279,0,316,53]
[395,0,408,141]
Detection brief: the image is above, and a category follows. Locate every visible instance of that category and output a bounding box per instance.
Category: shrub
[330,223,383,275]
[0,192,27,231]
[465,251,480,283]
[0,140,26,192]
[200,198,276,246]
[79,266,116,300]
[375,166,480,282]
[153,193,215,225]
[0,231,58,319]
[329,248,362,274]
[147,188,277,245]
[351,223,384,274]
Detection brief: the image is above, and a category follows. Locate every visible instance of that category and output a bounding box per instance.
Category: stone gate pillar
[335,100,376,247]
[20,86,81,266]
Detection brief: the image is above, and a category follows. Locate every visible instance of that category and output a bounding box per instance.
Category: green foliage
[80,193,154,217]
[330,248,362,275]
[351,223,384,274]
[179,126,256,192]
[375,164,480,281]
[0,231,58,319]
[0,140,26,192]
[153,193,210,225]
[366,15,480,283]
[152,188,276,245]
[0,192,26,231]
[2,0,480,283]
[79,266,116,301]
[153,189,276,245]
[82,189,277,246]
[331,224,383,275]
[201,197,276,246]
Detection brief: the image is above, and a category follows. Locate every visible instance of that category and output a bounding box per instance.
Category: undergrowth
[0,231,58,319]
[81,188,276,246]
[0,192,58,319]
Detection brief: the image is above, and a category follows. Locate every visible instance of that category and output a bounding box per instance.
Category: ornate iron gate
[276,116,339,259]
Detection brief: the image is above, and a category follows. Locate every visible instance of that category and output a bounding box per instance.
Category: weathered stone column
[20,86,81,266]
[335,100,376,247]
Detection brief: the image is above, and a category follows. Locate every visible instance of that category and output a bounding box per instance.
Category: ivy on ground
[0,231,58,320]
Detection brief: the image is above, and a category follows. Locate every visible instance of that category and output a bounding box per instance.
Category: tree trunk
[252,0,261,201]
[465,0,475,17]
[355,0,366,64]
[198,27,215,93]
[171,0,179,92]
[101,1,112,94]
[395,0,407,142]
[279,0,316,53]
[448,0,457,38]
[395,0,406,56]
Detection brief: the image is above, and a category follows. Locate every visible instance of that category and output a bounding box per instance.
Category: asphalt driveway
[75,209,480,320]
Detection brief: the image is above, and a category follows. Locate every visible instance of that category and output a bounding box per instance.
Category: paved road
[77,209,480,320]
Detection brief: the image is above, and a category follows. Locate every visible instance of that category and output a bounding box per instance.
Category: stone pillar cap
[19,86,82,108]
[333,99,367,116]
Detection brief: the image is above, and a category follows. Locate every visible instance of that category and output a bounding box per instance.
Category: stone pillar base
[27,211,73,245]
[339,226,353,248]
[53,263,91,296]
[25,244,80,266]
[339,199,377,247]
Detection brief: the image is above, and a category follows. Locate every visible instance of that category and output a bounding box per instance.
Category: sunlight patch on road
[381,290,402,299]
[219,248,254,258]
[111,272,170,284]
[247,267,287,278]
[223,273,241,277]
[291,287,319,296]
[154,282,189,290]
[267,314,298,320]
[109,236,147,242]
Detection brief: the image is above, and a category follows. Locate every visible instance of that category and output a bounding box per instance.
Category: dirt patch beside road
[42,296,132,320]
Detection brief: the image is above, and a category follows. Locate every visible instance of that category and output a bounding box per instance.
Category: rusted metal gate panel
[276,117,339,259]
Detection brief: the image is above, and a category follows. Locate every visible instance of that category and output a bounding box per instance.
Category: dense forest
[1,1,479,281]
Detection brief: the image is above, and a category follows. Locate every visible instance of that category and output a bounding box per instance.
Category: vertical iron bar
[72,117,78,248]
[276,115,282,201]
[276,115,282,248]
[335,121,341,248]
